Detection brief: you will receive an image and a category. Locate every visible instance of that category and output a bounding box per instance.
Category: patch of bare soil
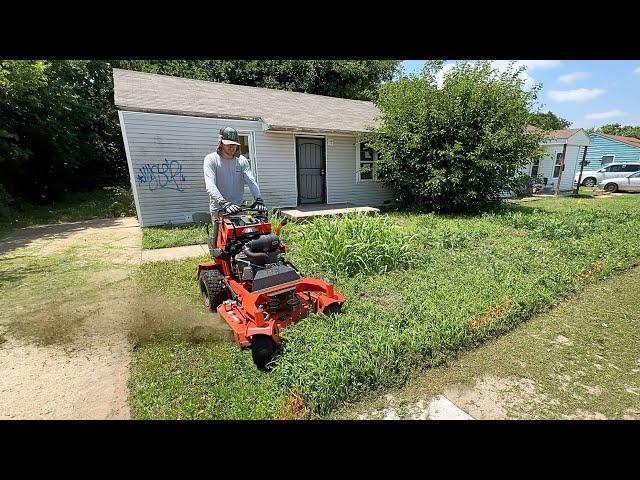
[443,374,558,419]
[0,336,130,419]
[0,217,141,419]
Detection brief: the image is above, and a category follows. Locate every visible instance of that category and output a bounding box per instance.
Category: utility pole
[574,146,589,195]
[554,143,568,196]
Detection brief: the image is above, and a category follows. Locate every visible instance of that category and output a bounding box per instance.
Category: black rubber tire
[604,182,618,193]
[323,302,342,316]
[582,177,597,187]
[199,269,229,311]
[251,335,275,370]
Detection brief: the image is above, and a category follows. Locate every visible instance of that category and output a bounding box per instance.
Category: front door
[296,137,326,204]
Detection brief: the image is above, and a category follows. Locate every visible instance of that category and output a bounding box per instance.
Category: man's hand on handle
[254,197,268,213]
[221,201,241,214]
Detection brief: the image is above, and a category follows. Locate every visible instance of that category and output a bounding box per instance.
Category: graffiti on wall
[136,159,187,192]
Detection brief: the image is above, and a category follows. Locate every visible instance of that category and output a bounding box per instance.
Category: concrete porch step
[280,203,380,221]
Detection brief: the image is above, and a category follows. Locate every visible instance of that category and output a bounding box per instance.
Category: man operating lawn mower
[204,126,269,246]
[198,126,344,369]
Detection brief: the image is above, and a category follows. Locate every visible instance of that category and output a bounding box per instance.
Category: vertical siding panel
[120,111,264,226]
[326,135,394,205]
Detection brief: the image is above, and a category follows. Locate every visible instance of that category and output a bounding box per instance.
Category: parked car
[575,163,640,187]
[599,171,640,193]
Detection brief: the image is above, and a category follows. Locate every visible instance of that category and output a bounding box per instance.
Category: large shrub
[365,61,546,212]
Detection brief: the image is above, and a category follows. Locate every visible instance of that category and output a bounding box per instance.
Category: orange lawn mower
[196,202,344,369]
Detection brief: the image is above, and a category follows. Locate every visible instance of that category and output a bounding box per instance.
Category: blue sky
[401,60,640,129]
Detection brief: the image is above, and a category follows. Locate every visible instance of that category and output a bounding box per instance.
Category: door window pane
[609,164,623,172]
[621,164,640,172]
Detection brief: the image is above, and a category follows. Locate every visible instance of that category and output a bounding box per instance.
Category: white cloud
[549,88,606,102]
[433,60,563,90]
[585,110,627,120]
[634,66,640,75]
[558,71,590,84]
[434,63,456,89]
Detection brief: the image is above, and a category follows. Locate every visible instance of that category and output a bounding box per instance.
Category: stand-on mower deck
[196,203,344,368]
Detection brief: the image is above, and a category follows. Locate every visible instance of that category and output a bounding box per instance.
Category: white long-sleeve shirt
[203,152,262,213]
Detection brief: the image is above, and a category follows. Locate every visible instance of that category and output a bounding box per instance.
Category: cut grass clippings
[128,193,640,418]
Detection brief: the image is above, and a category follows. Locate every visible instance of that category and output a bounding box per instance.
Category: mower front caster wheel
[323,303,342,316]
[251,335,276,370]
[199,269,229,311]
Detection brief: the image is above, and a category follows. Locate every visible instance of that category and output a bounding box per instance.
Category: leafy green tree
[0,60,127,204]
[591,123,640,140]
[365,61,545,212]
[528,110,571,130]
[110,60,400,101]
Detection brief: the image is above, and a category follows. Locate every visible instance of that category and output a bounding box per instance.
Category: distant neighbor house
[113,68,393,227]
[522,128,591,193]
[575,133,640,179]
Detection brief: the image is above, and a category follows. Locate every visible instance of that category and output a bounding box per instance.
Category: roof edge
[592,132,640,149]
[116,106,264,123]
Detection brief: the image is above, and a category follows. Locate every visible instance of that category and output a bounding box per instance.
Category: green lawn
[331,263,640,419]
[129,193,640,418]
[142,224,209,250]
[0,186,136,238]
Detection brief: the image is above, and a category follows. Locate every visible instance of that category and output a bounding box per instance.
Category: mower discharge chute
[196,202,344,369]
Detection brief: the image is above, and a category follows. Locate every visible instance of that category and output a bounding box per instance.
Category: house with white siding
[113,68,393,227]
[523,127,591,193]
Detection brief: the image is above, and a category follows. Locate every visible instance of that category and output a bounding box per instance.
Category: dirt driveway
[0,217,141,419]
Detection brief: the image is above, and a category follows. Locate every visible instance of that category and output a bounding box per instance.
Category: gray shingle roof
[526,125,587,141]
[549,128,583,139]
[112,68,381,134]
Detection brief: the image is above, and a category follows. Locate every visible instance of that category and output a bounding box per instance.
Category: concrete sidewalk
[141,243,209,263]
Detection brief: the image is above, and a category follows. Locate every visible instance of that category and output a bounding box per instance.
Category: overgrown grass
[332,263,640,420]
[0,186,136,238]
[282,214,419,279]
[130,256,290,418]
[128,193,640,418]
[142,224,208,250]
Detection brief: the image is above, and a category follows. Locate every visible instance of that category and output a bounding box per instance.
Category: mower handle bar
[216,201,266,216]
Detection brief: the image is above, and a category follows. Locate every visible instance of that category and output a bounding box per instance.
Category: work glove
[222,202,241,214]
[254,197,268,213]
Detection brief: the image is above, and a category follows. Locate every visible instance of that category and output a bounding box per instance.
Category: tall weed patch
[271,196,640,416]
[283,213,420,278]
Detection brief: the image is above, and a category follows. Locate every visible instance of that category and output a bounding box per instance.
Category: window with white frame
[358,142,379,181]
[553,152,564,178]
[237,133,257,178]
[531,158,540,177]
[601,155,614,167]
